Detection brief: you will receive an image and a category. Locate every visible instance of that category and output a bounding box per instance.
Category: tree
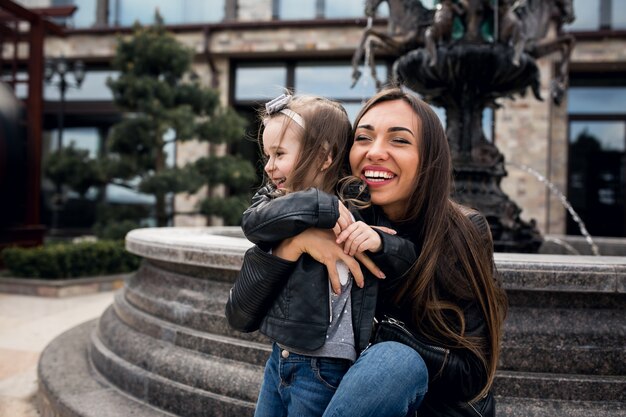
[105,13,255,227]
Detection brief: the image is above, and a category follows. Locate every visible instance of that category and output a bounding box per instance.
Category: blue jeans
[322,342,428,417]
[254,343,352,417]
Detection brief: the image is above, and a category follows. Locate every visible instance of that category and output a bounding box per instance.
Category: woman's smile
[361,165,397,186]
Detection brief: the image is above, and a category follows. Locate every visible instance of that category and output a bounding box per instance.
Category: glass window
[48,127,101,157]
[51,0,97,28]
[568,87,626,115]
[45,71,117,102]
[566,0,599,30]
[326,0,366,18]
[567,120,625,236]
[570,121,625,152]
[235,65,287,101]
[278,0,316,20]
[613,0,626,29]
[115,0,224,26]
[295,62,386,99]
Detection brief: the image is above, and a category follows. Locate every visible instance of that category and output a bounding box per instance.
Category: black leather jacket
[225,187,494,415]
[226,186,418,352]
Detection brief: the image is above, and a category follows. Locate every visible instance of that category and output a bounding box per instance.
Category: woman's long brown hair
[352,87,508,401]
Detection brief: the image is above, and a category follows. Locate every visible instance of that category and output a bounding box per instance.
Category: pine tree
[105,13,255,228]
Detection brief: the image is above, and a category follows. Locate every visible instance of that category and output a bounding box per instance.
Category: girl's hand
[336,222,396,256]
[333,201,354,236]
[274,228,385,294]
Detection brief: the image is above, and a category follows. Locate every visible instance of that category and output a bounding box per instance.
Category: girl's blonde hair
[259,94,352,194]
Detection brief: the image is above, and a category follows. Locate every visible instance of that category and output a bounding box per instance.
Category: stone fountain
[352,0,576,252]
[37,227,626,416]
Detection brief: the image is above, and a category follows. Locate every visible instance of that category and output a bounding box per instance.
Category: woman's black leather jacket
[225,187,494,411]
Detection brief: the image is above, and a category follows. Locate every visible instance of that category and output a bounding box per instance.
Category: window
[234,65,288,101]
[277,0,317,20]
[52,0,98,28]
[567,76,626,237]
[566,0,625,31]
[112,0,225,26]
[234,60,388,120]
[273,0,375,20]
[45,70,117,102]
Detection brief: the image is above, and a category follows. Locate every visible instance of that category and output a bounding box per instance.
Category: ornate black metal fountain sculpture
[352,0,575,253]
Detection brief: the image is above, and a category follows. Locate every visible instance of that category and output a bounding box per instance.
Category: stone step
[119,279,625,377]
[493,370,626,402]
[92,309,261,416]
[503,306,624,346]
[118,276,626,377]
[110,291,626,402]
[123,264,267,344]
[499,343,625,375]
[495,396,625,417]
[37,319,626,417]
[111,292,271,366]
[38,320,178,417]
[126,268,625,351]
[98,308,270,382]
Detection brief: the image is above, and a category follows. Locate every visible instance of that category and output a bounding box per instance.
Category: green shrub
[1,240,140,279]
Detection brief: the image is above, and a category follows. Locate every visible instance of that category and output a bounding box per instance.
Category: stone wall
[237,0,272,21]
[497,37,625,236]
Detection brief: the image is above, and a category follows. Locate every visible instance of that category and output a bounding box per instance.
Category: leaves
[194,155,257,192]
[199,195,251,226]
[196,107,248,144]
[96,13,258,227]
[44,145,105,195]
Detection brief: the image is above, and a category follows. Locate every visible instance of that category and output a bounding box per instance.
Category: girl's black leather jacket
[225,187,494,410]
[225,186,419,353]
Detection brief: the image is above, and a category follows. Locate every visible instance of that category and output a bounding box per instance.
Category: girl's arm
[225,229,368,331]
[242,187,340,245]
[225,245,296,332]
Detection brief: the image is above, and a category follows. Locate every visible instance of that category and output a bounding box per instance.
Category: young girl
[225,93,416,416]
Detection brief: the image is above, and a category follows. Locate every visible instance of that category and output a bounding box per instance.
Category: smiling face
[262,117,305,190]
[350,99,421,221]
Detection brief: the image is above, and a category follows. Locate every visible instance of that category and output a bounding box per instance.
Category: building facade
[6,0,626,238]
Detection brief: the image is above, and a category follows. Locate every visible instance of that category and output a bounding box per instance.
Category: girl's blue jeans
[322,341,428,417]
[254,343,352,417]
[254,341,428,417]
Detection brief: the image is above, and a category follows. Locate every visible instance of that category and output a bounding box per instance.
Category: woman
[228,87,508,417]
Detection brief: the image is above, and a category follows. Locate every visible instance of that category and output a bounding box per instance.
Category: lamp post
[44,56,85,234]
[45,56,85,150]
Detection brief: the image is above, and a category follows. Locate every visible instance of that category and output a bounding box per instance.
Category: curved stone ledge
[37,227,626,417]
[495,253,626,294]
[126,227,250,270]
[126,227,626,294]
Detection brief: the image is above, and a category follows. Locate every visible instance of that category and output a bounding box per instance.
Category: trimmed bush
[1,240,140,279]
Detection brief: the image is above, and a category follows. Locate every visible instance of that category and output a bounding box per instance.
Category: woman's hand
[273,228,385,294]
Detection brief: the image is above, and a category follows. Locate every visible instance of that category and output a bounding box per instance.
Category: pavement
[0,291,115,417]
